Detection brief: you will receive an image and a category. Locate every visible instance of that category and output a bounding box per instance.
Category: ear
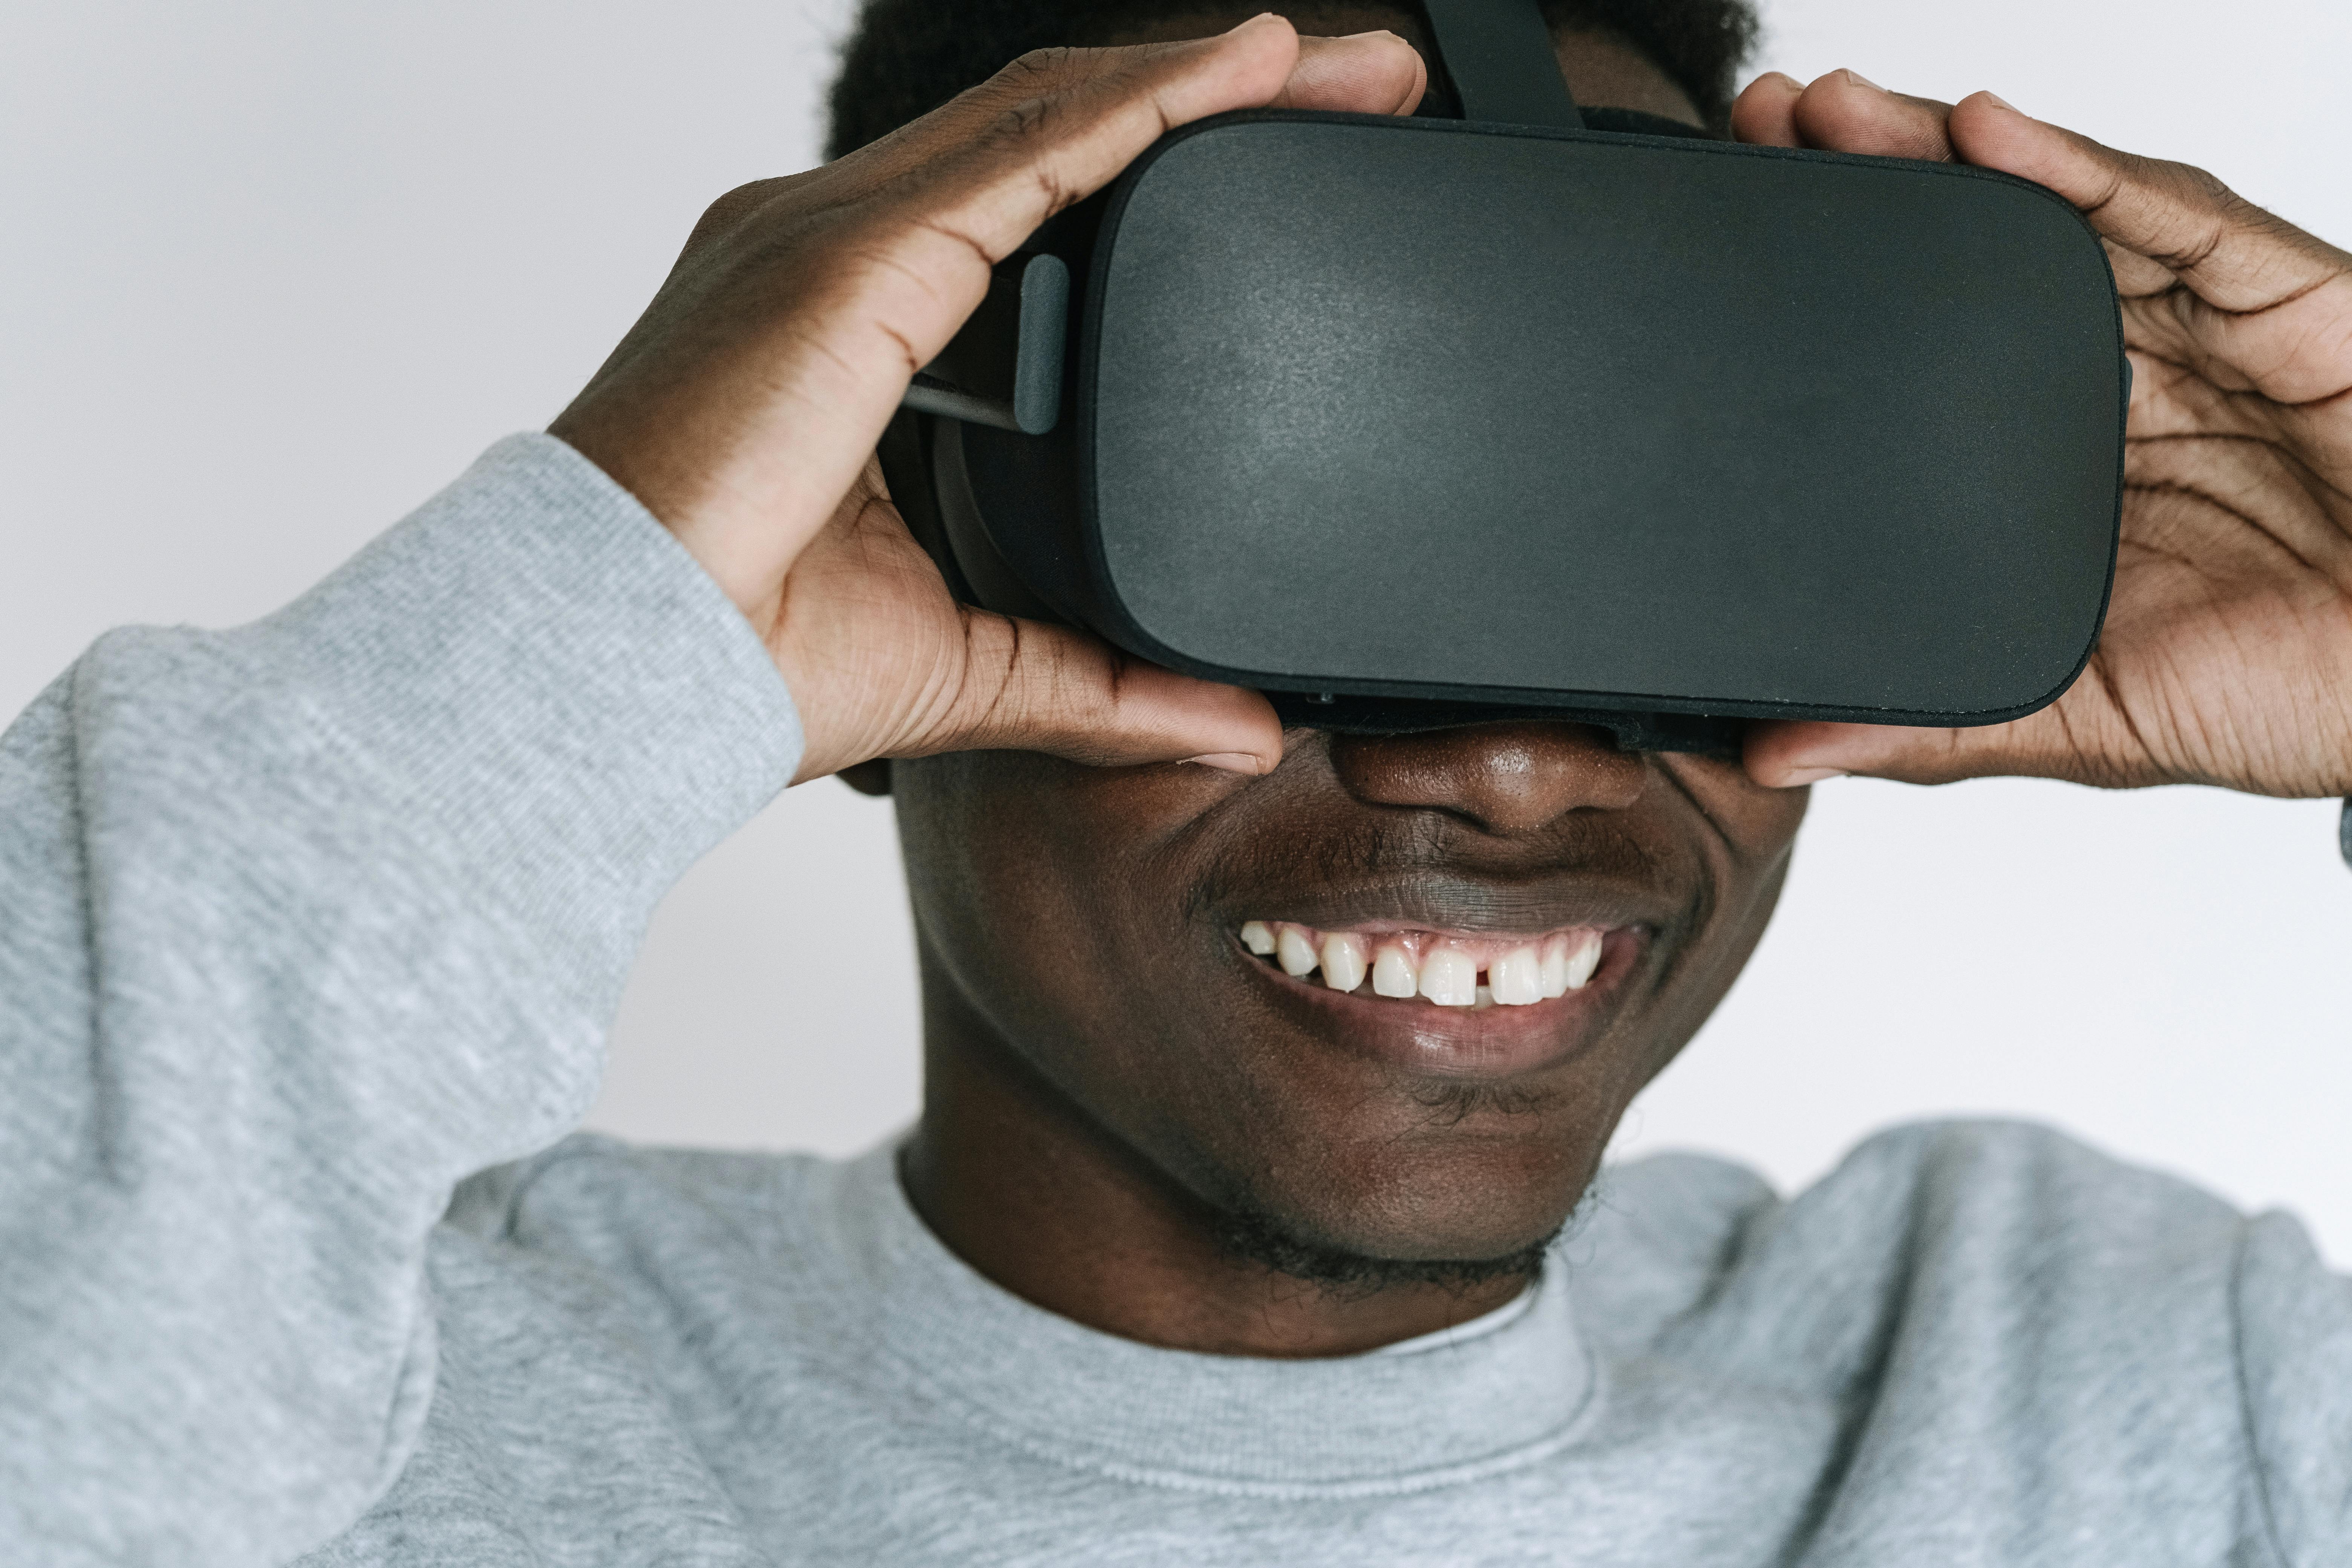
[836,759,894,797]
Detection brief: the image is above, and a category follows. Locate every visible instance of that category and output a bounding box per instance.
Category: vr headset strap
[1419,0,1584,129]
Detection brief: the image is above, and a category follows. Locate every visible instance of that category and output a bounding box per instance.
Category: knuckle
[984,92,1058,150]
[1027,163,1078,219]
[2150,156,2237,219]
[2182,162,2234,204]
[706,178,776,222]
[689,178,787,246]
[1002,45,1081,86]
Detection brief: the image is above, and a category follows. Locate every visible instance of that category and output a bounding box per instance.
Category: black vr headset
[879,0,2127,755]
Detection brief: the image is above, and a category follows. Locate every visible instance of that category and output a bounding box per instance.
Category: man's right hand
[549,16,1426,784]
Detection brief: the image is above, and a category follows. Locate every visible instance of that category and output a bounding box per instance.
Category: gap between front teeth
[1237,920,1605,1006]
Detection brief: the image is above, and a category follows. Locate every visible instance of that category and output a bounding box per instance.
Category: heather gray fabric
[4,436,2349,1567]
[0,436,801,1564]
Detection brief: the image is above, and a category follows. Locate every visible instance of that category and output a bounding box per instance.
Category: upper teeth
[1320,932,1369,993]
[1235,920,1606,1006]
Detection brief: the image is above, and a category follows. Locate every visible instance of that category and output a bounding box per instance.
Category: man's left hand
[1735,71,2352,798]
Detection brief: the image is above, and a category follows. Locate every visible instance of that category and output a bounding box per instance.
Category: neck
[900,954,1531,1359]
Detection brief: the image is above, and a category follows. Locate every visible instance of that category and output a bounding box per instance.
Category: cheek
[1661,753,1810,885]
[891,753,1233,1063]
[1629,756,1807,1058]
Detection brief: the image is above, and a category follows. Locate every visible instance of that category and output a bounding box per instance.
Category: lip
[1232,873,1673,940]
[1230,924,1649,1080]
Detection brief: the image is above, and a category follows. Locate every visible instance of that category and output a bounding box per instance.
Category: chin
[1210,1117,1605,1277]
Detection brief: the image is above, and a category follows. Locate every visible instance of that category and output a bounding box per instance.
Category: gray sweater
[3,436,2346,1566]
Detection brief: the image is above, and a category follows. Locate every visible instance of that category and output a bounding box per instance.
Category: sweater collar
[822,1146,1600,1495]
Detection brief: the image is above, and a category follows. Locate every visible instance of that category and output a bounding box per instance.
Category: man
[3,2,2347,1563]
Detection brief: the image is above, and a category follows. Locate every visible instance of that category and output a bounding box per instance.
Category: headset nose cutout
[1328,722,1645,834]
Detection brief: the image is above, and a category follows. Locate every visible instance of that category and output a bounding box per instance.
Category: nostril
[1326,722,1644,832]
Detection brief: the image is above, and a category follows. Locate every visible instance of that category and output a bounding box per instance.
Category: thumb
[1743,702,2147,790]
[819,611,1285,782]
[1744,720,1992,788]
[1271,29,1428,115]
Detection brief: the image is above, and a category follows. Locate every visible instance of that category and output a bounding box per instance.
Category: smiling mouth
[1237,919,1610,1008]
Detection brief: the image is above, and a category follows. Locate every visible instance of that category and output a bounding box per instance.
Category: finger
[1745,719,1991,788]
[903,613,1285,776]
[1272,30,1427,115]
[1786,69,1956,161]
[1743,699,2154,791]
[805,19,1309,391]
[1747,720,2007,788]
[648,18,1415,612]
[1945,93,2352,339]
[1947,93,2352,416]
[892,17,1423,272]
[793,20,1417,500]
[860,15,1294,180]
[1729,72,1805,148]
[770,469,1282,781]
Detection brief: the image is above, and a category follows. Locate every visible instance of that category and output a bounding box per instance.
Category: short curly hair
[825,0,1764,159]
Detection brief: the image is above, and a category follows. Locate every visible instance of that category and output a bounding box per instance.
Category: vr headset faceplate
[882,2,2127,754]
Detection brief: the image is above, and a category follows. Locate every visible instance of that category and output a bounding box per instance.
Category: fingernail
[1227,11,1281,31]
[1840,69,1883,92]
[1778,767,1848,787]
[1768,71,1804,94]
[1184,752,1263,775]
[1981,91,2020,113]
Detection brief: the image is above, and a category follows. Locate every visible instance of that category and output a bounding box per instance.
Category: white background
[6,1,2347,1258]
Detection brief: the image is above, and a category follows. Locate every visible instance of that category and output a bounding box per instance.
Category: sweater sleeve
[0,434,802,1566]
[2232,1213,2352,1568]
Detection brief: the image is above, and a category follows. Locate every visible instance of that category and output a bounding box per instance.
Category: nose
[1325,722,1647,834]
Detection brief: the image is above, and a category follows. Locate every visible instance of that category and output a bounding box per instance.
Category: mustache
[1187,811,1689,935]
